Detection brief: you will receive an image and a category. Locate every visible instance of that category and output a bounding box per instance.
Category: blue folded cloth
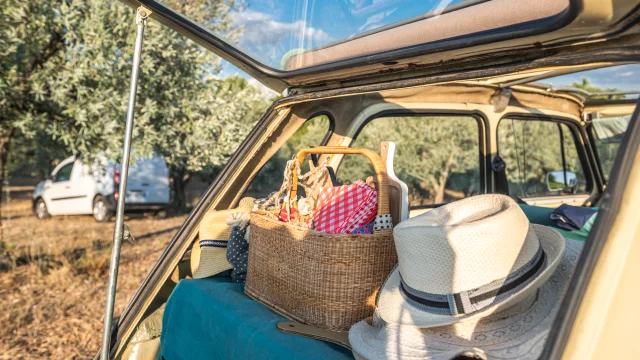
[550,204,598,231]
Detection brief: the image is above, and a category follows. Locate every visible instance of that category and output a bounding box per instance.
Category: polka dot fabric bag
[245,147,397,331]
[226,226,249,282]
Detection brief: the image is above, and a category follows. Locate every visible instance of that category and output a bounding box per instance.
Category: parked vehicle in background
[32,154,170,222]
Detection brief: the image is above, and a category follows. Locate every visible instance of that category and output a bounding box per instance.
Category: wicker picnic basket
[245,147,398,331]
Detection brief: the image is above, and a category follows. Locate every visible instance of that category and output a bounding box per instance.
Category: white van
[32,154,170,222]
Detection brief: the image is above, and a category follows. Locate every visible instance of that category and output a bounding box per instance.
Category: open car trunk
[103,1,640,359]
[110,75,638,359]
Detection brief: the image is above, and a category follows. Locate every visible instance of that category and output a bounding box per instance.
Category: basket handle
[291,146,390,216]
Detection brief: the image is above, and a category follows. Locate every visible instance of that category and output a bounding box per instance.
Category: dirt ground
[0,186,187,359]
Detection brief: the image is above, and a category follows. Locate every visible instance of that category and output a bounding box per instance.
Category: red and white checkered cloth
[313,180,378,234]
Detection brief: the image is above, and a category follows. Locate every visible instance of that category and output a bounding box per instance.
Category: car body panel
[37,156,95,215]
[33,155,170,217]
[110,79,618,359]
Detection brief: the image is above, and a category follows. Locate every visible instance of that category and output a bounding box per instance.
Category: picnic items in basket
[313,180,379,234]
[245,146,398,331]
[192,197,254,279]
[225,212,250,282]
[350,221,375,235]
[349,194,576,360]
[255,155,332,228]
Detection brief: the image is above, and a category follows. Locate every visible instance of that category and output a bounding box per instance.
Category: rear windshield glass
[157,0,569,71]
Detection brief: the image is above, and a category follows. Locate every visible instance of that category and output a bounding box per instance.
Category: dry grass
[0,186,187,359]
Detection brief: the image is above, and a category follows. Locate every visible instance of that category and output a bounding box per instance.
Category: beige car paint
[117,80,608,359]
[562,139,640,360]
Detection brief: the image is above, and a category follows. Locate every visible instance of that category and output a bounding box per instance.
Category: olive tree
[1,0,269,216]
[339,116,479,204]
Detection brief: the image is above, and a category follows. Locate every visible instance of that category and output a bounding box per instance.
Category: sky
[220,0,464,70]
[543,65,640,92]
[208,1,639,95]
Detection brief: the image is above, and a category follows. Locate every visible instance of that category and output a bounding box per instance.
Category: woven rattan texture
[246,213,397,331]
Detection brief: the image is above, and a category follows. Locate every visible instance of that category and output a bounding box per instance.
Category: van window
[498,118,587,198]
[244,115,332,198]
[54,163,74,182]
[339,115,481,206]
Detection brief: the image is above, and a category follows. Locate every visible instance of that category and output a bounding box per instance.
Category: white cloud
[247,77,278,100]
[233,10,332,46]
[230,9,333,67]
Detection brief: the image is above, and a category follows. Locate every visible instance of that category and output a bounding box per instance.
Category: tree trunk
[434,184,446,204]
[433,151,456,204]
[170,167,192,211]
[0,128,15,227]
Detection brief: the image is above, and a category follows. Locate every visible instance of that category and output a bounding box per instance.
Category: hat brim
[377,224,566,328]
[192,197,255,278]
[193,246,233,279]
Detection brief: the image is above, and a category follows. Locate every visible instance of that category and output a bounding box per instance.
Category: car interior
[105,0,640,358]
[109,64,637,360]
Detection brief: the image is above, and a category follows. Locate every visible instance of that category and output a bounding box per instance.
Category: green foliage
[7,131,67,179]
[340,116,480,205]
[247,115,481,205]
[0,0,272,208]
[498,119,586,197]
[571,78,625,100]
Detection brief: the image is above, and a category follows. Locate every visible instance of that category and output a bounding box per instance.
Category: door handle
[64,186,70,189]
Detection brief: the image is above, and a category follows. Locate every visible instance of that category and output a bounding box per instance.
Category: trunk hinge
[99,6,151,360]
[491,88,512,113]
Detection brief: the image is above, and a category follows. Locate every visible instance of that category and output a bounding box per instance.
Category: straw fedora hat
[191,197,254,279]
[377,194,565,328]
[349,238,583,360]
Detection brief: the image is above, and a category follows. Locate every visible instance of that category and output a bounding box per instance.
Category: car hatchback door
[121,0,640,93]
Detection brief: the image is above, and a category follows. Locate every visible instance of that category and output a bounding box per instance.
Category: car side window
[339,115,482,206]
[244,115,332,199]
[498,118,587,198]
[590,114,631,182]
[54,163,74,182]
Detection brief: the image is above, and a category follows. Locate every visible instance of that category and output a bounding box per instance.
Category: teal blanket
[159,204,590,360]
[159,276,354,360]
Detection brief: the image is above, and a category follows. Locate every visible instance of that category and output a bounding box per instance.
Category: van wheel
[93,196,113,222]
[35,198,51,220]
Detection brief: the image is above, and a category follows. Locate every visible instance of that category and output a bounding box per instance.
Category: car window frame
[542,99,640,360]
[340,109,489,210]
[585,122,608,185]
[53,162,75,183]
[496,113,596,200]
[242,111,335,197]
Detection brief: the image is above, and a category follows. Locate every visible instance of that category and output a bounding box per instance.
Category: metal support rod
[100,8,149,360]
